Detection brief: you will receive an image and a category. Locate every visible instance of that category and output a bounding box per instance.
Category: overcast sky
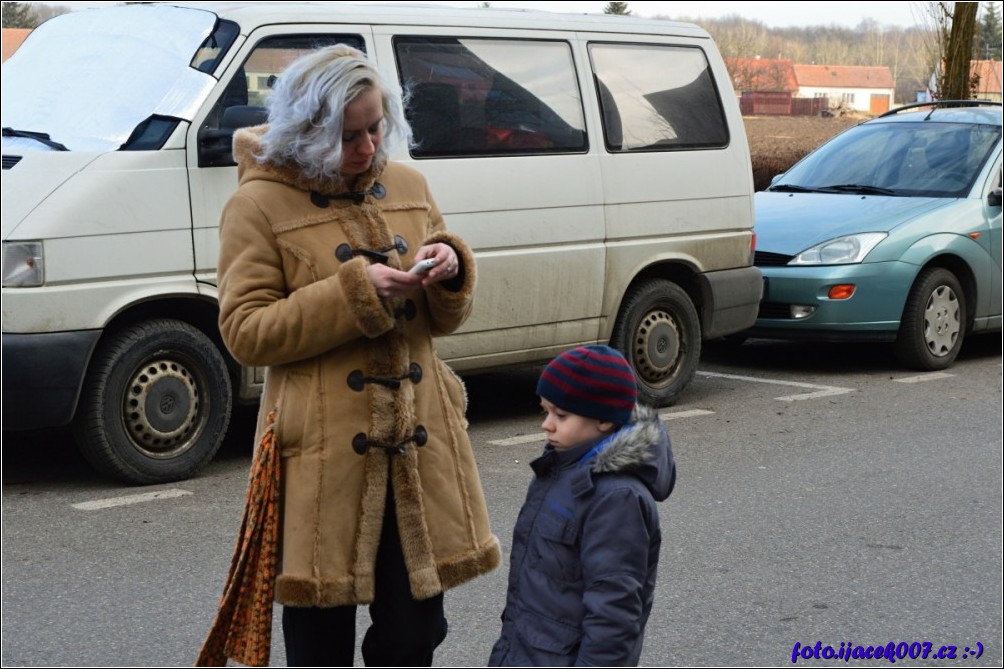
[31,1,930,29]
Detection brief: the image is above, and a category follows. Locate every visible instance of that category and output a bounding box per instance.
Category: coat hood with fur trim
[589,403,676,502]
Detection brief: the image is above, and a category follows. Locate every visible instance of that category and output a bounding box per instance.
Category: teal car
[750,101,1002,370]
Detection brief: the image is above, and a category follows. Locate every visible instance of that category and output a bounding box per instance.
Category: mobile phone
[409,258,438,275]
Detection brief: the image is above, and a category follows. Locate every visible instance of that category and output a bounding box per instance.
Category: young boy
[489,345,676,667]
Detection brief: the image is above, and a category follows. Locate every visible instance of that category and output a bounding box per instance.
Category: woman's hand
[365,243,460,298]
[413,243,460,286]
[366,263,421,299]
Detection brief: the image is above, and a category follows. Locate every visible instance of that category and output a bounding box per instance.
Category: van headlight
[789,233,887,265]
[3,241,45,287]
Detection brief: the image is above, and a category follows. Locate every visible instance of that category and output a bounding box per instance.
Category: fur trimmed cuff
[436,536,502,593]
[423,230,477,306]
[338,256,396,338]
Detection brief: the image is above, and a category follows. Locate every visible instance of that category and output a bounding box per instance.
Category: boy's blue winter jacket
[488,404,676,666]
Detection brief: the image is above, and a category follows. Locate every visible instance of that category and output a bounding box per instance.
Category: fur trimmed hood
[588,404,676,502]
[233,124,385,197]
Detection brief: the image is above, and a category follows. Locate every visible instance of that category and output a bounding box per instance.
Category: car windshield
[771,120,1001,198]
[0,5,223,152]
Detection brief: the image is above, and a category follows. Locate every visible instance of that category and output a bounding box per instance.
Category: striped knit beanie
[537,345,638,426]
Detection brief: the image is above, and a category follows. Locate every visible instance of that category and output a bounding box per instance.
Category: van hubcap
[633,310,680,384]
[124,358,201,458]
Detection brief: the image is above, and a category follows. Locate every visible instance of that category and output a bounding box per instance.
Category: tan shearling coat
[218,126,499,607]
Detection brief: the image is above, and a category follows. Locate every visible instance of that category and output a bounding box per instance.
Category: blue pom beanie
[537,345,638,426]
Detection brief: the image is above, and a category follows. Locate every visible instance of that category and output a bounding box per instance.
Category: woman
[211,45,499,667]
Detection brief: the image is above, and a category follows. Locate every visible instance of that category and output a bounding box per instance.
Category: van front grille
[3,155,23,170]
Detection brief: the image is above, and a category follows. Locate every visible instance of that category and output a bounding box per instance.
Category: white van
[1,2,761,483]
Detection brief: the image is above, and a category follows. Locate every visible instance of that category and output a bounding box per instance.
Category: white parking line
[895,372,955,384]
[659,409,716,420]
[698,371,855,402]
[71,489,193,511]
[489,434,542,447]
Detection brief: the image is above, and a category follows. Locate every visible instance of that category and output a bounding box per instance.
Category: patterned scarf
[196,412,280,667]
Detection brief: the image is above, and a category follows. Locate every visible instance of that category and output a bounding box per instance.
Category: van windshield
[1,5,222,153]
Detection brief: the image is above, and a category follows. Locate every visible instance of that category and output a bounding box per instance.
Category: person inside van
[202,44,499,667]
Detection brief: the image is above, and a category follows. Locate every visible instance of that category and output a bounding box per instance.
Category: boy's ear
[597,420,616,434]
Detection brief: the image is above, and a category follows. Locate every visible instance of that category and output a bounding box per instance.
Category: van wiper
[820,184,898,196]
[767,184,819,193]
[2,127,69,151]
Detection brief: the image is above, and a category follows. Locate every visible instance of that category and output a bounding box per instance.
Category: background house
[2,28,32,62]
[924,59,1004,102]
[970,59,1003,102]
[725,57,803,115]
[793,64,895,114]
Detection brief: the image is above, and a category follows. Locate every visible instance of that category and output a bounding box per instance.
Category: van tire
[611,279,701,407]
[895,267,966,371]
[73,319,232,484]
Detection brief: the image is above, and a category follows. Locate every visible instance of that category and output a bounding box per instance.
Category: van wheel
[895,268,966,371]
[611,279,701,407]
[74,319,232,484]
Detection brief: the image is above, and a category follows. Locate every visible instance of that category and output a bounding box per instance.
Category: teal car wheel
[895,268,966,371]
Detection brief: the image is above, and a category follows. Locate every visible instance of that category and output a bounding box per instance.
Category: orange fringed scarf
[196,412,280,667]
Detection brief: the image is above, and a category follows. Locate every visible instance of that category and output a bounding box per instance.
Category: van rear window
[395,37,587,158]
[589,43,729,152]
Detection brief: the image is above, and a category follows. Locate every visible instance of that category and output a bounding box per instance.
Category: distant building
[2,28,32,62]
[793,64,895,114]
[726,59,895,116]
[970,60,1003,102]
[725,57,802,115]
[925,59,1001,103]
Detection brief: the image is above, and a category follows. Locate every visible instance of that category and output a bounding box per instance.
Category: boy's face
[540,398,615,451]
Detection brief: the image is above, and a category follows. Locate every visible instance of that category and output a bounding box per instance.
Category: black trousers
[282,484,448,667]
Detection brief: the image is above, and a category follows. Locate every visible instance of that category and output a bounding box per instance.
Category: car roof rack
[879,99,1002,118]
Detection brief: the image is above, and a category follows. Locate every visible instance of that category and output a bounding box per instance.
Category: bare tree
[698,15,771,60]
[658,10,941,104]
[941,2,979,99]
[29,2,72,24]
[925,2,980,100]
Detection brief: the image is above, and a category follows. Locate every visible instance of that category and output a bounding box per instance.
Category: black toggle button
[395,300,418,321]
[347,370,366,392]
[413,425,428,447]
[335,243,354,263]
[408,363,423,385]
[311,191,331,208]
[335,237,408,265]
[352,433,369,455]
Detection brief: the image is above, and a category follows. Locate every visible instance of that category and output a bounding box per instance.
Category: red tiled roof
[725,58,798,93]
[2,28,32,62]
[971,60,1003,95]
[793,64,894,89]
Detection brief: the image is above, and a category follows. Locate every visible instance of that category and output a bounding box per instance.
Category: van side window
[395,37,587,157]
[197,34,365,167]
[589,43,729,152]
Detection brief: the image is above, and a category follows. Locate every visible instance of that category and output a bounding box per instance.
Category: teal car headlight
[790,232,888,265]
[3,241,45,287]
